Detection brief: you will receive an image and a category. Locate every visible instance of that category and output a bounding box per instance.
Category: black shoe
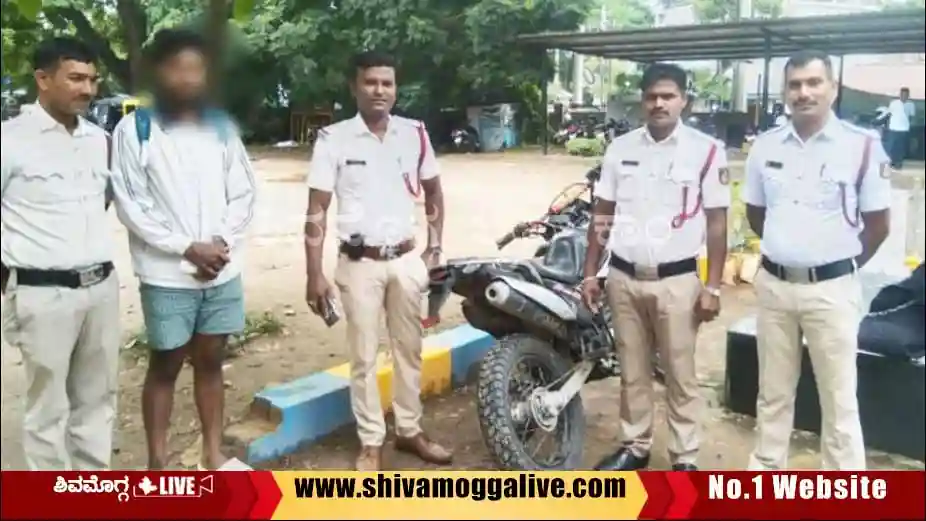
[594,448,650,470]
[672,463,698,471]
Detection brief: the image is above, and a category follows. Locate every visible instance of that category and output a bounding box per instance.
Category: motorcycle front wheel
[476,334,585,470]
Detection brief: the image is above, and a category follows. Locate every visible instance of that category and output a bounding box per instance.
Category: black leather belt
[339,239,415,261]
[609,255,698,281]
[761,257,855,284]
[14,262,114,289]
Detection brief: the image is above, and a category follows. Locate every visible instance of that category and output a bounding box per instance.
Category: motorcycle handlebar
[496,232,516,250]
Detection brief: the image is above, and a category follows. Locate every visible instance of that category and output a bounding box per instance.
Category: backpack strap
[204,108,232,143]
[134,107,153,145]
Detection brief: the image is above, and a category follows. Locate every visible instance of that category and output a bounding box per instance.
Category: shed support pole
[761,35,771,131]
[542,50,550,156]
[834,55,845,117]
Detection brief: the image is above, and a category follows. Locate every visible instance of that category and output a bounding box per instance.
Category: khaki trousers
[2,271,121,470]
[606,268,703,465]
[748,268,866,470]
[334,252,429,447]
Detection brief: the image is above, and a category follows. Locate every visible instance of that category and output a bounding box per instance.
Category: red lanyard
[403,123,427,198]
[671,143,717,229]
[839,136,872,228]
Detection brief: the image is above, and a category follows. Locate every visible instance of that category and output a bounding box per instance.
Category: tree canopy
[2,0,594,122]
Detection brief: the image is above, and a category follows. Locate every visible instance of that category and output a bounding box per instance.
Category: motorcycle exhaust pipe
[484,279,570,340]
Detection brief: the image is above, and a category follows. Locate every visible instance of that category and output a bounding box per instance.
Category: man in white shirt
[1,37,121,470]
[743,51,892,470]
[878,87,916,169]
[304,51,451,471]
[109,29,257,470]
[582,63,730,471]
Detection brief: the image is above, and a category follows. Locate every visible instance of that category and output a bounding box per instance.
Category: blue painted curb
[243,324,495,464]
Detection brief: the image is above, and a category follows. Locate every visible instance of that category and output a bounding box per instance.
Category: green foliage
[693,0,782,22]
[2,0,595,143]
[566,137,604,157]
[881,0,925,9]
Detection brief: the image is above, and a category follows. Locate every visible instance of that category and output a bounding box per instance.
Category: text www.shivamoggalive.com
[293,474,626,501]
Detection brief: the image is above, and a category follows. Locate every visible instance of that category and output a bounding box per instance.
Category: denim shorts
[139,275,245,351]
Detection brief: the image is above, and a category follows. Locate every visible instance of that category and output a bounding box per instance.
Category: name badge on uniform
[765,160,783,169]
[620,160,639,166]
[345,159,366,166]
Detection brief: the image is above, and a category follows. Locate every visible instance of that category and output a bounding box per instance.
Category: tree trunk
[116,0,148,93]
[206,0,231,104]
[44,0,147,93]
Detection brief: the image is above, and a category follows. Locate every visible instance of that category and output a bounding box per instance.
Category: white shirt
[887,99,916,132]
[109,111,257,289]
[596,123,731,266]
[1,104,112,270]
[742,115,893,268]
[307,114,439,246]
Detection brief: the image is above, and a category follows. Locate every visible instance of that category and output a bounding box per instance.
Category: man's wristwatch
[703,285,721,297]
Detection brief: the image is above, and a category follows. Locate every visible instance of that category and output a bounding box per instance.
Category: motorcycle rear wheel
[476,334,585,470]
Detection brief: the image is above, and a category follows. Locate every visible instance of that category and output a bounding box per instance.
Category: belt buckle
[379,244,398,260]
[633,264,659,282]
[783,267,814,284]
[77,266,105,287]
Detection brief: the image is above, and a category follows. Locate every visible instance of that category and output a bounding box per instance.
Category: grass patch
[122,311,285,357]
[565,137,605,157]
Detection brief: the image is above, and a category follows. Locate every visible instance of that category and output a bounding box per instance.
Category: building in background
[650,0,922,113]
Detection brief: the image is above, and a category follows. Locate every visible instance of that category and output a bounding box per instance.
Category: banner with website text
[1,470,923,520]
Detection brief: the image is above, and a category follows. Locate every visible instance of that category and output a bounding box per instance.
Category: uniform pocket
[333,254,352,290]
[410,254,430,292]
[817,166,857,213]
[14,169,75,205]
[1,290,19,345]
[762,168,788,206]
[615,172,639,202]
[662,168,699,209]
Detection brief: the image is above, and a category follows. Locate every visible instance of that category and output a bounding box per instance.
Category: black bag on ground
[858,263,926,360]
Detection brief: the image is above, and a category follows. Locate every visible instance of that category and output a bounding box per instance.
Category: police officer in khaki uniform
[744,51,892,470]
[1,37,121,470]
[583,63,730,471]
[304,51,452,471]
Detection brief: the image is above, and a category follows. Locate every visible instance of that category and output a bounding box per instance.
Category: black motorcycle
[450,126,480,153]
[426,165,663,470]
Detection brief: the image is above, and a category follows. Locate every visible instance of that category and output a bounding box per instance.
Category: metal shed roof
[517,10,926,62]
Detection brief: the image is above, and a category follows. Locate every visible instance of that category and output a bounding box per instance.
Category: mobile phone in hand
[321,295,341,327]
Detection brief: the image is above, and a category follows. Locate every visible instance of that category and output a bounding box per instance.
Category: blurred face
[351,66,396,119]
[34,59,99,117]
[155,48,207,111]
[900,89,909,101]
[784,59,835,124]
[642,79,686,131]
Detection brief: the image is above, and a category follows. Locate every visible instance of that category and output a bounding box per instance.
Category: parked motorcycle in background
[450,126,480,153]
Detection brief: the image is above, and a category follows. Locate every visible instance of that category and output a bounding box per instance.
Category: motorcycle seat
[530,259,582,286]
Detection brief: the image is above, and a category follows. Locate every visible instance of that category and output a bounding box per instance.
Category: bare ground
[1,150,922,471]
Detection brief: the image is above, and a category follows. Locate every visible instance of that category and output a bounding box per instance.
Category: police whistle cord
[403,123,428,198]
[671,143,717,230]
